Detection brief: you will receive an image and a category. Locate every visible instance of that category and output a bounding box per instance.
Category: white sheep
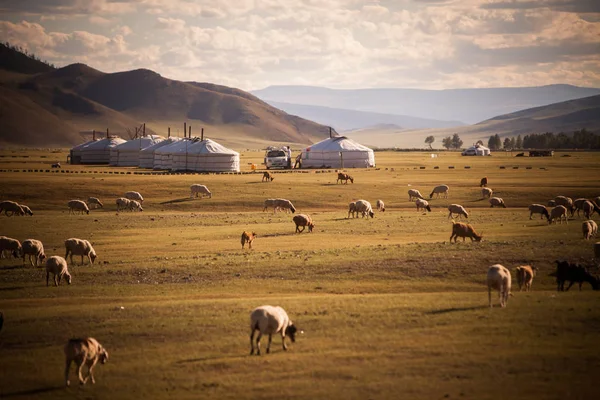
[489,197,506,208]
[376,199,385,212]
[46,255,72,286]
[67,200,90,215]
[0,236,22,259]
[20,204,33,216]
[64,238,97,265]
[250,305,298,355]
[481,187,493,199]
[22,239,46,267]
[429,185,449,199]
[87,197,103,209]
[116,197,131,212]
[0,200,25,216]
[190,184,212,199]
[549,205,568,225]
[554,196,574,215]
[408,189,426,201]
[355,199,374,218]
[487,264,511,308]
[583,220,598,240]
[528,204,550,221]
[447,204,468,219]
[347,201,357,218]
[582,200,600,219]
[274,198,296,213]
[127,199,143,212]
[263,199,277,212]
[415,198,431,212]
[124,191,144,204]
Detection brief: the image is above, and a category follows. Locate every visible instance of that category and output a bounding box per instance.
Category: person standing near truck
[286,146,292,169]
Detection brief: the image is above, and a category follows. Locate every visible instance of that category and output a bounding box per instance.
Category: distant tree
[424,135,435,149]
[503,137,512,149]
[516,134,522,149]
[487,134,501,150]
[442,136,453,149]
[451,133,463,149]
[510,137,516,148]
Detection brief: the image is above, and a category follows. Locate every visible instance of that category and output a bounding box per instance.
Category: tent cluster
[70,136,240,172]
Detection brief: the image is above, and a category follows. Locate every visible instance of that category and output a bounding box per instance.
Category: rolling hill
[0,46,332,148]
[344,94,600,149]
[252,85,600,125]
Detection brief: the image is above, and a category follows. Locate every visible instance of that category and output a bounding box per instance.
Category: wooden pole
[106,128,109,138]
[168,127,170,138]
[184,122,187,139]
[189,126,191,138]
[92,130,95,140]
[201,128,204,141]
[143,123,146,137]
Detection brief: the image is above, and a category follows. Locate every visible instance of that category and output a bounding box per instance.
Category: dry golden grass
[0,150,599,399]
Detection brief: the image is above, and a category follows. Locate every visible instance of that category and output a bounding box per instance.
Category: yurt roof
[467,144,490,151]
[154,138,193,154]
[306,136,372,152]
[141,137,179,153]
[82,137,126,150]
[71,139,99,151]
[186,138,239,155]
[114,135,164,151]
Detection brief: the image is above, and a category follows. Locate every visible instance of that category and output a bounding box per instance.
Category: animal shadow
[1,385,63,398]
[425,305,488,315]
[160,198,194,205]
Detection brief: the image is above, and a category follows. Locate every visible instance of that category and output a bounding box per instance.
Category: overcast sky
[1,0,599,91]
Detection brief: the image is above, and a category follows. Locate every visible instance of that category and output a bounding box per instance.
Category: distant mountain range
[344,94,600,149]
[252,85,600,126]
[0,43,331,148]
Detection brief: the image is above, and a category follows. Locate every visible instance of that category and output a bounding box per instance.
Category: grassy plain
[0,150,599,399]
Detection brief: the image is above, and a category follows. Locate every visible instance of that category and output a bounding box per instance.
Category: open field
[1,150,599,399]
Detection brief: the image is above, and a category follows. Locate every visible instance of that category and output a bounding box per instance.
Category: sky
[1,0,599,91]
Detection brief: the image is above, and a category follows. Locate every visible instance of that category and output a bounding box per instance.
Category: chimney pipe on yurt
[189,125,191,138]
[143,123,145,137]
[329,127,333,138]
[201,128,204,141]
[168,127,171,138]
[106,128,109,139]
[92,130,95,141]
[184,122,187,139]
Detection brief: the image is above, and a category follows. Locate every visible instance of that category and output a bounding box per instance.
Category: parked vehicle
[264,149,289,169]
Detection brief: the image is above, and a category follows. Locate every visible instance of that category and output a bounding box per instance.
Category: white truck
[264,148,290,169]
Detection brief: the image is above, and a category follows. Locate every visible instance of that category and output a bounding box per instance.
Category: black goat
[552,260,599,291]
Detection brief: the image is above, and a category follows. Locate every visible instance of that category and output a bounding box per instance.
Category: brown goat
[516,265,537,291]
[336,172,354,184]
[262,171,274,182]
[241,231,257,249]
[450,221,482,242]
[480,177,488,187]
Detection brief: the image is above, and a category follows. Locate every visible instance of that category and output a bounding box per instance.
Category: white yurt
[153,139,192,170]
[109,135,164,166]
[139,137,179,169]
[300,136,375,169]
[462,144,491,156]
[171,138,240,172]
[69,139,99,165]
[80,137,127,164]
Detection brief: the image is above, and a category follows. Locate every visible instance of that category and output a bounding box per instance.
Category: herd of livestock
[1,169,599,386]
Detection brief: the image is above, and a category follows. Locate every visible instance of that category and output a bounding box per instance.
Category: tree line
[425,129,600,150]
[1,41,55,69]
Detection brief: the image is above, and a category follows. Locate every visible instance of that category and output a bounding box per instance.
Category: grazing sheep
[347,202,357,218]
[241,231,257,249]
[573,198,588,217]
[336,172,354,184]
[489,197,506,208]
[516,265,537,291]
[0,200,25,216]
[250,305,298,355]
[190,184,212,199]
[274,198,296,213]
[116,197,131,211]
[582,220,598,240]
[0,236,22,259]
[447,204,469,219]
[547,200,556,207]
[127,199,143,212]
[67,200,90,215]
[528,204,550,221]
[554,196,574,216]
[480,177,488,187]
[376,199,385,212]
[487,264,511,308]
[87,197,103,209]
[124,191,144,204]
[549,205,568,225]
[22,239,45,267]
[64,238,97,265]
[582,200,600,219]
[64,337,108,386]
[20,204,33,216]
[263,199,277,213]
[553,260,599,291]
[429,185,449,199]
[355,199,374,218]
[450,221,482,242]
[293,214,314,233]
[52,162,61,168]
[45,256,71,286]
[481,187,493,199]
[416,198,431,212]
[262,172,274,182]
[408,189,426,201]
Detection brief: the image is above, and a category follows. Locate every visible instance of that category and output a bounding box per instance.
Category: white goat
[64,238,97,265]
[190,184,212,199]
[447,204,468,219]
[355,200,374,218]
[429,185,449,199]
[250,305,298,355]
[487,264,511,308]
